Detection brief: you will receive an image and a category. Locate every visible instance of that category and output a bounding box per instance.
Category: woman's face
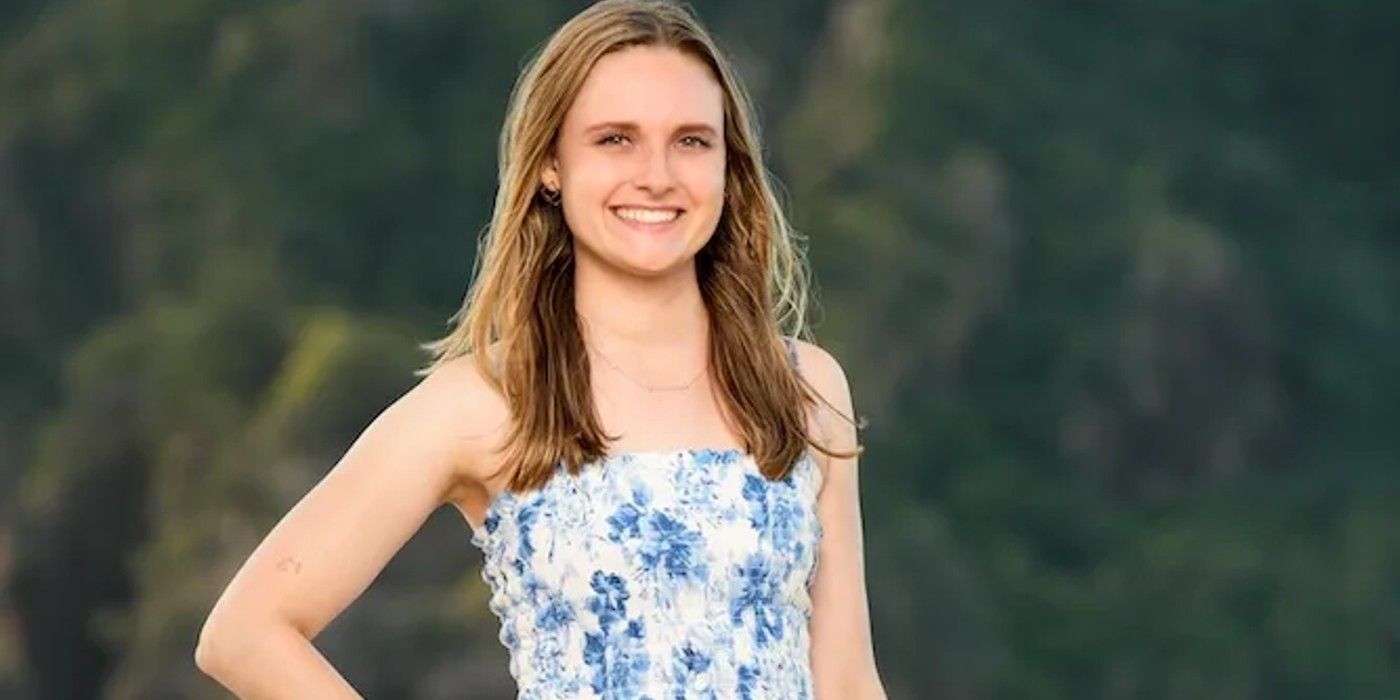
[543,45,727,276]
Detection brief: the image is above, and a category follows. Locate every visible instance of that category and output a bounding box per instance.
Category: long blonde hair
[418,0,861,492]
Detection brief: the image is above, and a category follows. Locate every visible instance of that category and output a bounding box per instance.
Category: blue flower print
[730,553,785,646]
[584,624,651,699]
[741,473,771,532]
[583,572,651,697]
[738,663,762,700]
[588,570,631,628]
[607,481,656,543]
[638,512,708,581]
[535,592,575,632]
[471,448,823,698]
[515,499,542,560]
[666,642,720,700]
[608,502,644,543]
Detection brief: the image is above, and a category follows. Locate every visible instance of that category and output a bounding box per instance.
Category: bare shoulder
[411,352,512,500]
[788,338,859,481]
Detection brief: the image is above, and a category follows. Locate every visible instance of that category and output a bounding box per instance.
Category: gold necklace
[586,341,708,392]
[579,314,708,392]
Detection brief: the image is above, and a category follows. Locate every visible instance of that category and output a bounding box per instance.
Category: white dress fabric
[469,340,826,699]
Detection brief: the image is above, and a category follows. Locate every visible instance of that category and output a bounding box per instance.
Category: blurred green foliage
[1,0,1396,698]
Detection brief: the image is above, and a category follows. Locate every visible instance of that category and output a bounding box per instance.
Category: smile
[611,206,683,223]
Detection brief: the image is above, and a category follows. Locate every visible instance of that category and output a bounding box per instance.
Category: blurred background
[1,0,1397,698]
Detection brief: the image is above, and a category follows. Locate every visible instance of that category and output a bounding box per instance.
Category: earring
[540,186,561,207]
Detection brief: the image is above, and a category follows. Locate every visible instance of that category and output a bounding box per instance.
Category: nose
[632,142,677,195]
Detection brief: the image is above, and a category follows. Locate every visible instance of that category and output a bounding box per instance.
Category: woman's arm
[195,358,485,698]
[195,622,361,698]
[793,341,889,700]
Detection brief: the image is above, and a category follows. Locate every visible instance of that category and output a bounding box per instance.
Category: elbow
[194,617,240,677]
[195,613,283,678]
[193,638,220,676]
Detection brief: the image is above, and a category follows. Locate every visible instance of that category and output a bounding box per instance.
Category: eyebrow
[583,121,720,137]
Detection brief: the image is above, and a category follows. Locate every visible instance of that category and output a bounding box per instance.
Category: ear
[540,154,561,191]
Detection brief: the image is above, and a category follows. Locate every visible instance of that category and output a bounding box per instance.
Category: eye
[680,135,712,149]
[597,132,630,146]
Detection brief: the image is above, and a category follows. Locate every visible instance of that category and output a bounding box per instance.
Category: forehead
[565,45,724,131]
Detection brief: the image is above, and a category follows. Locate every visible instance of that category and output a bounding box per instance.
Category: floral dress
[469,341,825,699]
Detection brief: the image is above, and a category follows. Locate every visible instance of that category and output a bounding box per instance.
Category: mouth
[610,206,685,232]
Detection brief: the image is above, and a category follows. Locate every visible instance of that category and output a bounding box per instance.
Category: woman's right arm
[194,357,490,698]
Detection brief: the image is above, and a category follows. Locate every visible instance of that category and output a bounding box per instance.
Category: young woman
[196,1,884,697]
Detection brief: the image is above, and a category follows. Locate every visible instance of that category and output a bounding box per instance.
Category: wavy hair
[418,0,862,493]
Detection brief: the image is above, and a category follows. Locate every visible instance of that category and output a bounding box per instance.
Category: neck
[573,259,710,356]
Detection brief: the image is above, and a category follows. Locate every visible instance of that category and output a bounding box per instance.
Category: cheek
[679,159,726,201]
[564,156,627,196]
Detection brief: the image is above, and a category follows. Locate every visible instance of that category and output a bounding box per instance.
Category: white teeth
[614,207,680,224]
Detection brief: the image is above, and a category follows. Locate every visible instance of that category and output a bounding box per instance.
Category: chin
[575,230,699,274]
[625,256,691,276]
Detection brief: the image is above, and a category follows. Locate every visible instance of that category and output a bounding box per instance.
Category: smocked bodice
[469,447,824,699]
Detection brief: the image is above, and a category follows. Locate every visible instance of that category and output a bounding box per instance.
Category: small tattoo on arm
[276,556,303,574]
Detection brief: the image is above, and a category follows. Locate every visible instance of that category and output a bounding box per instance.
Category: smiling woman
[195,1,883,698]
[544,44,728,274]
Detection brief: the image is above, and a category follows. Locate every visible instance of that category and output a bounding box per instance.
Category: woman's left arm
[794,341,888,700]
